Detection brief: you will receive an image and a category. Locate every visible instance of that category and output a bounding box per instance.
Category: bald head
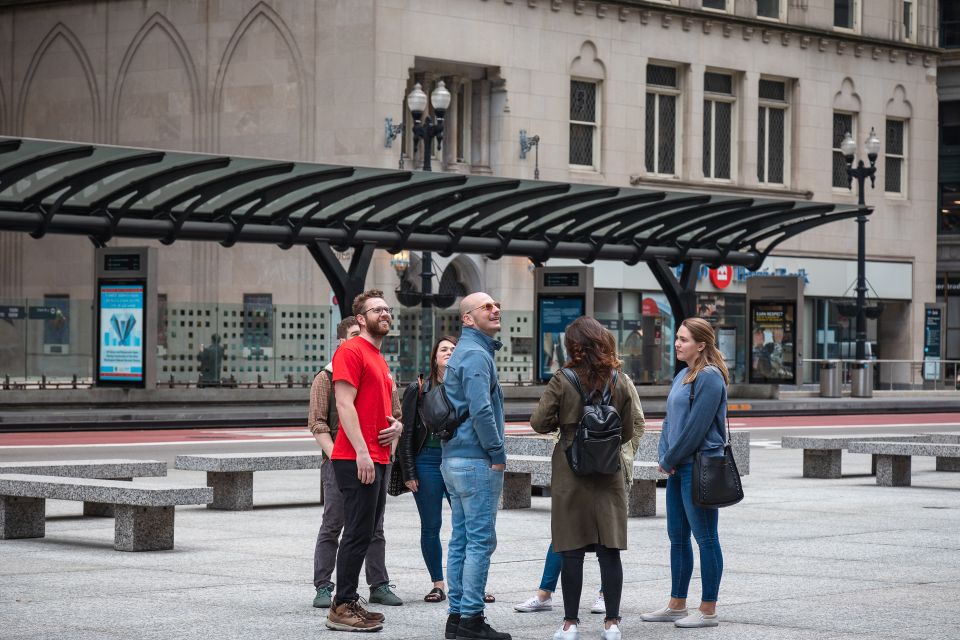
[460,292,491,317]
[460,291,501,337]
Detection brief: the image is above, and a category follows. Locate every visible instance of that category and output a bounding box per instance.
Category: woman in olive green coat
[530,316,641,640]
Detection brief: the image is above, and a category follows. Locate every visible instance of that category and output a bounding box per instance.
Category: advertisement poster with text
[539,296,584,381]
[98,283,144,384]
[749,301,796,384]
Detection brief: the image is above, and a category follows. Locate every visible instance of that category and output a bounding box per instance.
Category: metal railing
[801,358,960,392]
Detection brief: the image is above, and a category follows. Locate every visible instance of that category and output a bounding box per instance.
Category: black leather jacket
[398,379,432,482]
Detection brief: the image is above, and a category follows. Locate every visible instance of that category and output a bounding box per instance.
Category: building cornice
[494,0,941,67]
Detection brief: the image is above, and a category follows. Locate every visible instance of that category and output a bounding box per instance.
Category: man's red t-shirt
[331,336,393,464]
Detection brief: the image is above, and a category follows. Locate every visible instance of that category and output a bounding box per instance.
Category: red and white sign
[709,266,733,289]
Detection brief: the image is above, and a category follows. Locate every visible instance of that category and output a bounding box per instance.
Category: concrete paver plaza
[2,445,959,640]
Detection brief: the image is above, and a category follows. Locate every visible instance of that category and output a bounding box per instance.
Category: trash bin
[819,361,841,398]
[850,360,873,398]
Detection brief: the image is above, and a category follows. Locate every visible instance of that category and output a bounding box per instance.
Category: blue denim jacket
[442,327,506,465]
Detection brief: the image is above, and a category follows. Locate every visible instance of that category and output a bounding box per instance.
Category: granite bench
[502,455,669,517]
[781,435,929,478]
[175,452,322,510]
[0,459,167,517]
[0,474,212,551]
[920,432,960,471]
[846,441,960,487]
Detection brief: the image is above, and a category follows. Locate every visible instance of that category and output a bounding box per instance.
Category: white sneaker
[514,594,553,612]
[675,611,719,628]
[600,622,621,640]
[640,606,688,622]
[553,623,579,640]
[590,593,606,614]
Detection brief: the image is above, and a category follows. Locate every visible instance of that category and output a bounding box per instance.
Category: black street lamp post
[399,80,452,368]
[841,126,881,362]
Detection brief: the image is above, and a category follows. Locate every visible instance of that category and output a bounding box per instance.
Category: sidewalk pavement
[2,445,959,640]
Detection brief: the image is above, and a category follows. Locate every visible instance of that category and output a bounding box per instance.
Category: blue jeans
[413,447,447,583]
[441,456,504,616]
[666,463,723,602]
[539,542,562,592]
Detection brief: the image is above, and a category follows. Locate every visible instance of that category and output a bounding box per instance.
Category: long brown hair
[428,335,459,386]
[563,316,621,392]
[680,317,730,385]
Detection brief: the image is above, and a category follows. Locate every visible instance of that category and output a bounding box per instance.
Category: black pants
[332,459,387,605]
[560,544,623,622]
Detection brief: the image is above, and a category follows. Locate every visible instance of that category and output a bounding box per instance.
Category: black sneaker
[456,614,511,640]
[445,613,461,640]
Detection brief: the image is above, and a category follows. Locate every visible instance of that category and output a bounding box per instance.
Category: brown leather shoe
[355,600,385,623]
[325,601,383,632]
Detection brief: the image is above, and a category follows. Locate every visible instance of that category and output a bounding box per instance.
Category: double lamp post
[840,126,881,364]
[391,80,452,370]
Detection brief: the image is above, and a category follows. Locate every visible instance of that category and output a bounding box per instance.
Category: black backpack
[560,368,622,476]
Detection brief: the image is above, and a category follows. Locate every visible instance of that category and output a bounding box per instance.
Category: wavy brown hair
[428,335,459,386]
[563,316,621,393]
[681,317,730,385]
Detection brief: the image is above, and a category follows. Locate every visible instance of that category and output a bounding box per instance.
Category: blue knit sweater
[658,366,728,471]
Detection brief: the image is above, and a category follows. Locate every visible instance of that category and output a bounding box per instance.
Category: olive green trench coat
[530,370,642,552]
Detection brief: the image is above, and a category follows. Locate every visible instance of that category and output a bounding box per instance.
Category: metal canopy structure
[0,137,866,322]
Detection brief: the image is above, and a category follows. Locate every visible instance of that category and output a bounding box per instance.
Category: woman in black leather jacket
[398,335,457,603]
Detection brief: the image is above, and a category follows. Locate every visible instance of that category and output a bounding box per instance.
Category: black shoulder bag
[419,377,467,442]
[560,368,622,476]
[689,380,744,508]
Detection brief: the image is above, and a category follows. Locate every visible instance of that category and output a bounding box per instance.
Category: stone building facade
[0,0,942,384]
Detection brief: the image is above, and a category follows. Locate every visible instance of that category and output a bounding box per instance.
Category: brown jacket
[530,369,640,552]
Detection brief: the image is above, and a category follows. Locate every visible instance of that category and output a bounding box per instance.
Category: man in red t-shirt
[326,289,403,633]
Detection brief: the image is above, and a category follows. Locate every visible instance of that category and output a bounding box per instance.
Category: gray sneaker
[369,582,403,606]
[640,606,688,622]
[313,584,333,608]
[675,611,719,628]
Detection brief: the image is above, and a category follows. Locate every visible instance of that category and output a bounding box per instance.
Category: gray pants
[314,458,389,589]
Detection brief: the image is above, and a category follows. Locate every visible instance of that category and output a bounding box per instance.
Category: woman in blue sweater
[641,317,729,629]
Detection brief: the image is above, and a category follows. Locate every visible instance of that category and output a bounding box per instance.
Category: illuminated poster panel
[749,301,797,384]
[97,282,145,386]
[538,296,584,381]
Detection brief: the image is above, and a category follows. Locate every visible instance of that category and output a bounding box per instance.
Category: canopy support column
[307,241,376,319]
[647,258,701,373]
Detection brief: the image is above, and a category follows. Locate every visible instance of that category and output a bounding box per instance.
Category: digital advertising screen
[538,296,584,381]
[97,281,145,386]
[749,301,796,384]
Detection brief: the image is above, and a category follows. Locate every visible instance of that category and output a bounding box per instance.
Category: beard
[366,319,392,337]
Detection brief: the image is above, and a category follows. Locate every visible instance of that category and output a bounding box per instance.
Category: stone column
[686,64,706,182]
[742,70,761,187]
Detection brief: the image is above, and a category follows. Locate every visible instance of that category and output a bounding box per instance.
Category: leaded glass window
[885,119,905,194]
[758,79,788,185]
[833,112,855,188]
[645,64,680,176]
[834,0,858,30]
[569,80,599,168]
[757,0,781,19]
[702,0,727,10]
[703,72,734,180]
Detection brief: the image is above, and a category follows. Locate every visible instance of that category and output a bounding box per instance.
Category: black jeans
[560,544,622,622]
[332,459,387,605]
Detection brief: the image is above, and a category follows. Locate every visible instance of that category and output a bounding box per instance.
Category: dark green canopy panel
[0,136,866,319]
